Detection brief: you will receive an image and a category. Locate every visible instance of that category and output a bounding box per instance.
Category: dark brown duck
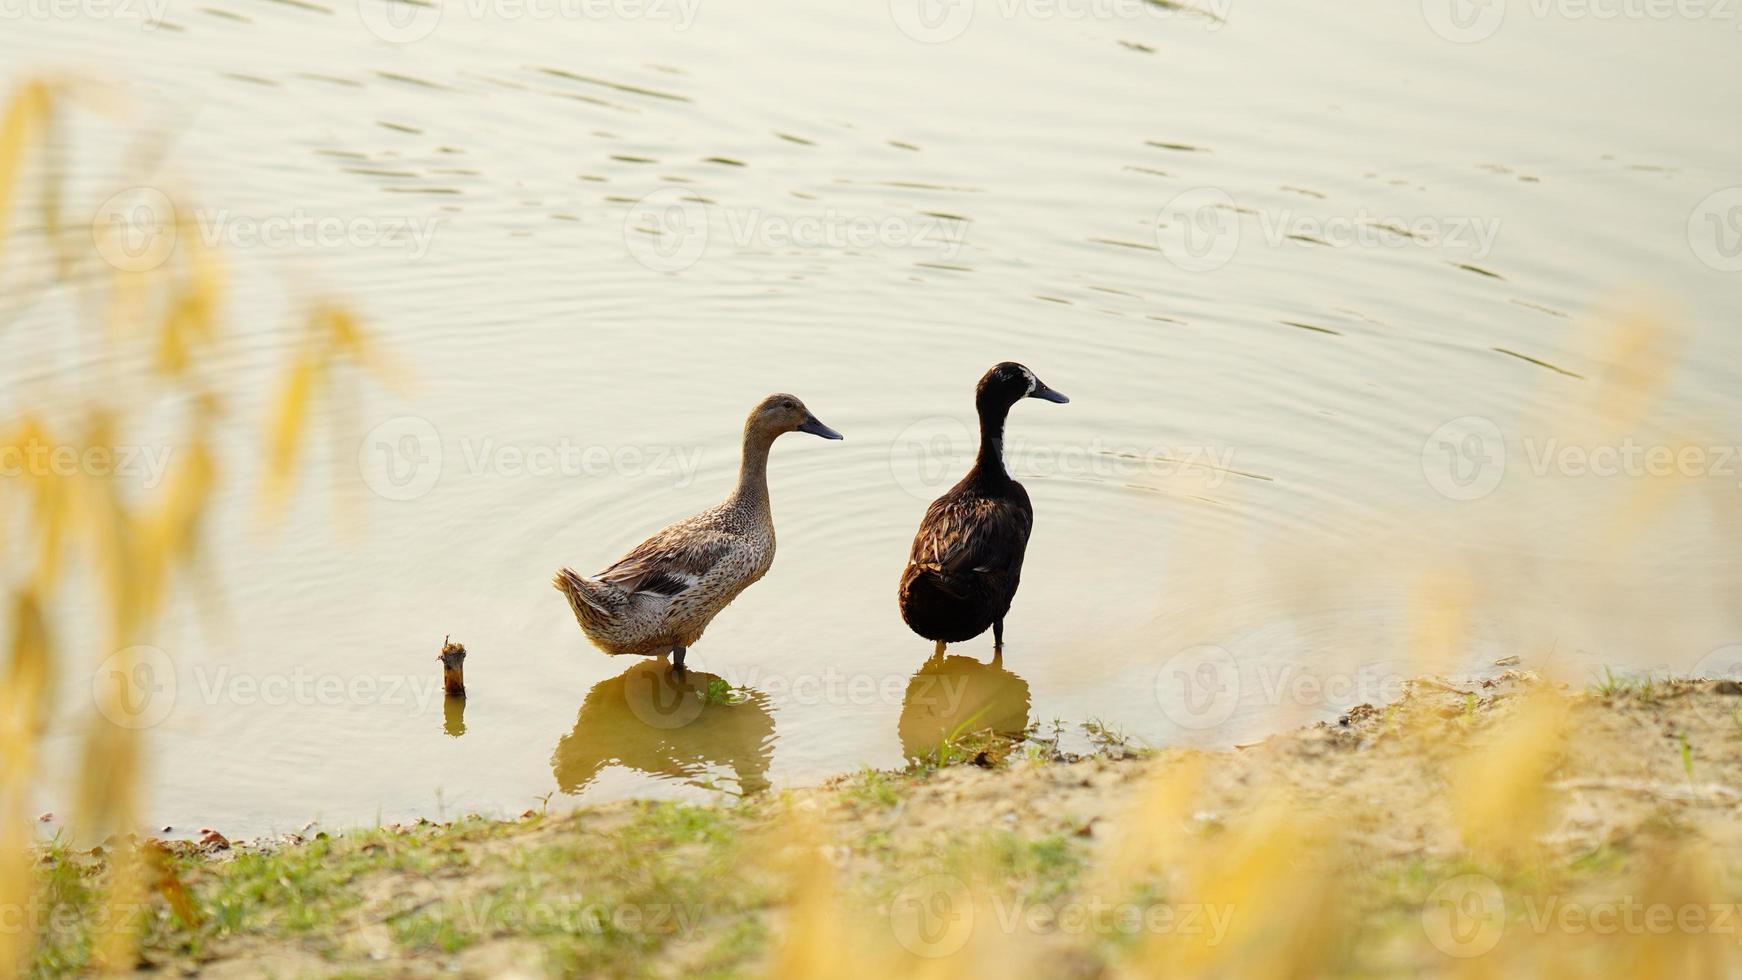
[898,362,1069,650]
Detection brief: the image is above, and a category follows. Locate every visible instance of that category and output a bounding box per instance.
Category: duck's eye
[782,400,795,410]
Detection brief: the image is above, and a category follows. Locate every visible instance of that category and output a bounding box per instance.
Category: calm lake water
[6,1,1742,836]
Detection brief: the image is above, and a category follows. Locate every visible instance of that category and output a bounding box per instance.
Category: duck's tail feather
[553,567,622,627]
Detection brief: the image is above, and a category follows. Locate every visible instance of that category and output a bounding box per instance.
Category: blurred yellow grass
[1449,686,1569,862]
[0,78,390,978]
[0,80,52,275]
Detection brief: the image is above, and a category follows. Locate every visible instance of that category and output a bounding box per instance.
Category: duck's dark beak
[1029,381,1070,404]
[797,416,844,440]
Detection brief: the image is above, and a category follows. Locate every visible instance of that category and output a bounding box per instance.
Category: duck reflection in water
[899,649,1033,764]
[552,659,774,797]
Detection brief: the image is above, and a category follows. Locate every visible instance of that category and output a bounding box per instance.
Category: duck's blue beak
[1029,381,1070,404]
[797,416,844,440]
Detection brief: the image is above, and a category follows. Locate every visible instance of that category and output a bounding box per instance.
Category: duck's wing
[907,492,1033,592]
[595,518,740,598]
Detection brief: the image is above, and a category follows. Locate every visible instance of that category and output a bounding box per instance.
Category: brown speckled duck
[554,394,842,671]
[898,363,1068,652]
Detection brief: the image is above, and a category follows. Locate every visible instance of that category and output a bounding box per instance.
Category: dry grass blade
[0,592,51,978]
[1450,686,1569,862]
[265,351,318,513]
[0,82,51,276]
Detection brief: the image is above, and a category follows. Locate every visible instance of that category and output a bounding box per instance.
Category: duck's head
[976,362,1069,412]
[749,393,843,441]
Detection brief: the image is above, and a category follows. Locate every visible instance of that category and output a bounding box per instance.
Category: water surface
[5,0,1742,835]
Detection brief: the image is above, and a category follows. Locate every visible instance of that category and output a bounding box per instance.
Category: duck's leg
[933,640,947,658]
[672,646,688,675]
[993,619,1005,652]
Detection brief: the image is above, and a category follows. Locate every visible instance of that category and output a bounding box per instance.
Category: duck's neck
[971,400,1013,484]
[727,424,778,517]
